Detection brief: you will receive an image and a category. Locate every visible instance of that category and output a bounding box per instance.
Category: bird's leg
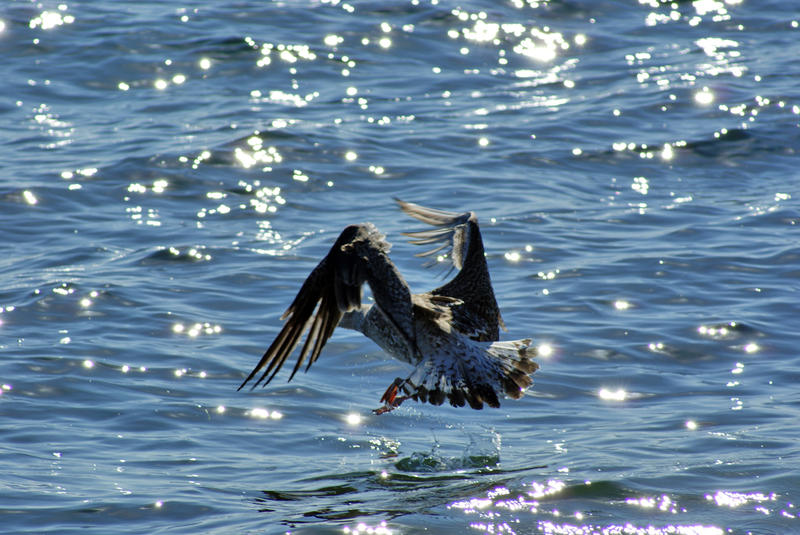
[374,377,412,415]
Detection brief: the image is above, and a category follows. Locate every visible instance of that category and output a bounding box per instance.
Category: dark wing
[395,199,504,341]
[239,223,416,390]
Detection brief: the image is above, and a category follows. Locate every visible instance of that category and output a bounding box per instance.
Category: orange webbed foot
[374,378,410,414]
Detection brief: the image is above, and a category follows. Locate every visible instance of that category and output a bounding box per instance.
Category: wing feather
[239,223,416,390]
[395,198,504,340]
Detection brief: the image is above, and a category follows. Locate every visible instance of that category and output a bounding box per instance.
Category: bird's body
[239,200,538,413]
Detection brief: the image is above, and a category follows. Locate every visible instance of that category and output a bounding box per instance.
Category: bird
[238,199,539,414]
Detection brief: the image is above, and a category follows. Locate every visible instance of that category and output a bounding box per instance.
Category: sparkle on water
[4,0,798,533]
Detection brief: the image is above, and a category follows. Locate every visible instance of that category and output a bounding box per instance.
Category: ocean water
[1,0,799,534]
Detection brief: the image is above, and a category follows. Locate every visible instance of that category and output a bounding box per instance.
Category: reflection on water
[446,476,799,535]
[343,521,392,535]
[29,8,75,31]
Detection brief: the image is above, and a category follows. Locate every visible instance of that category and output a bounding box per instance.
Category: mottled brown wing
[396,199,504,341]
[239,223,416,390]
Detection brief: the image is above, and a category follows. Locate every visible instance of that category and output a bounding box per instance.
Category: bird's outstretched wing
[239,223,416,390]
[396,199,504,341]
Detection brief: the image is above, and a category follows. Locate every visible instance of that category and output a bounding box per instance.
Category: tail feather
[400,339,538,410]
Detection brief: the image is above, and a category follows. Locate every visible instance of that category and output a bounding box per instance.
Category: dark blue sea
[2,1,799,533]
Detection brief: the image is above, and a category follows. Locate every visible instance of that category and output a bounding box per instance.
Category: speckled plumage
[239,199,539,412]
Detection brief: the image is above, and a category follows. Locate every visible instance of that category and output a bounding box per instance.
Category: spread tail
[394,338,538,410]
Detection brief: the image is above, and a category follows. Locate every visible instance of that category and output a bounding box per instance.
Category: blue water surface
[1,1,799,534]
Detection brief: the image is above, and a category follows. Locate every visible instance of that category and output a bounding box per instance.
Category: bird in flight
[239,199,539,414]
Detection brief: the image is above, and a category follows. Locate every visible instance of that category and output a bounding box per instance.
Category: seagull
[238,199,539,414]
